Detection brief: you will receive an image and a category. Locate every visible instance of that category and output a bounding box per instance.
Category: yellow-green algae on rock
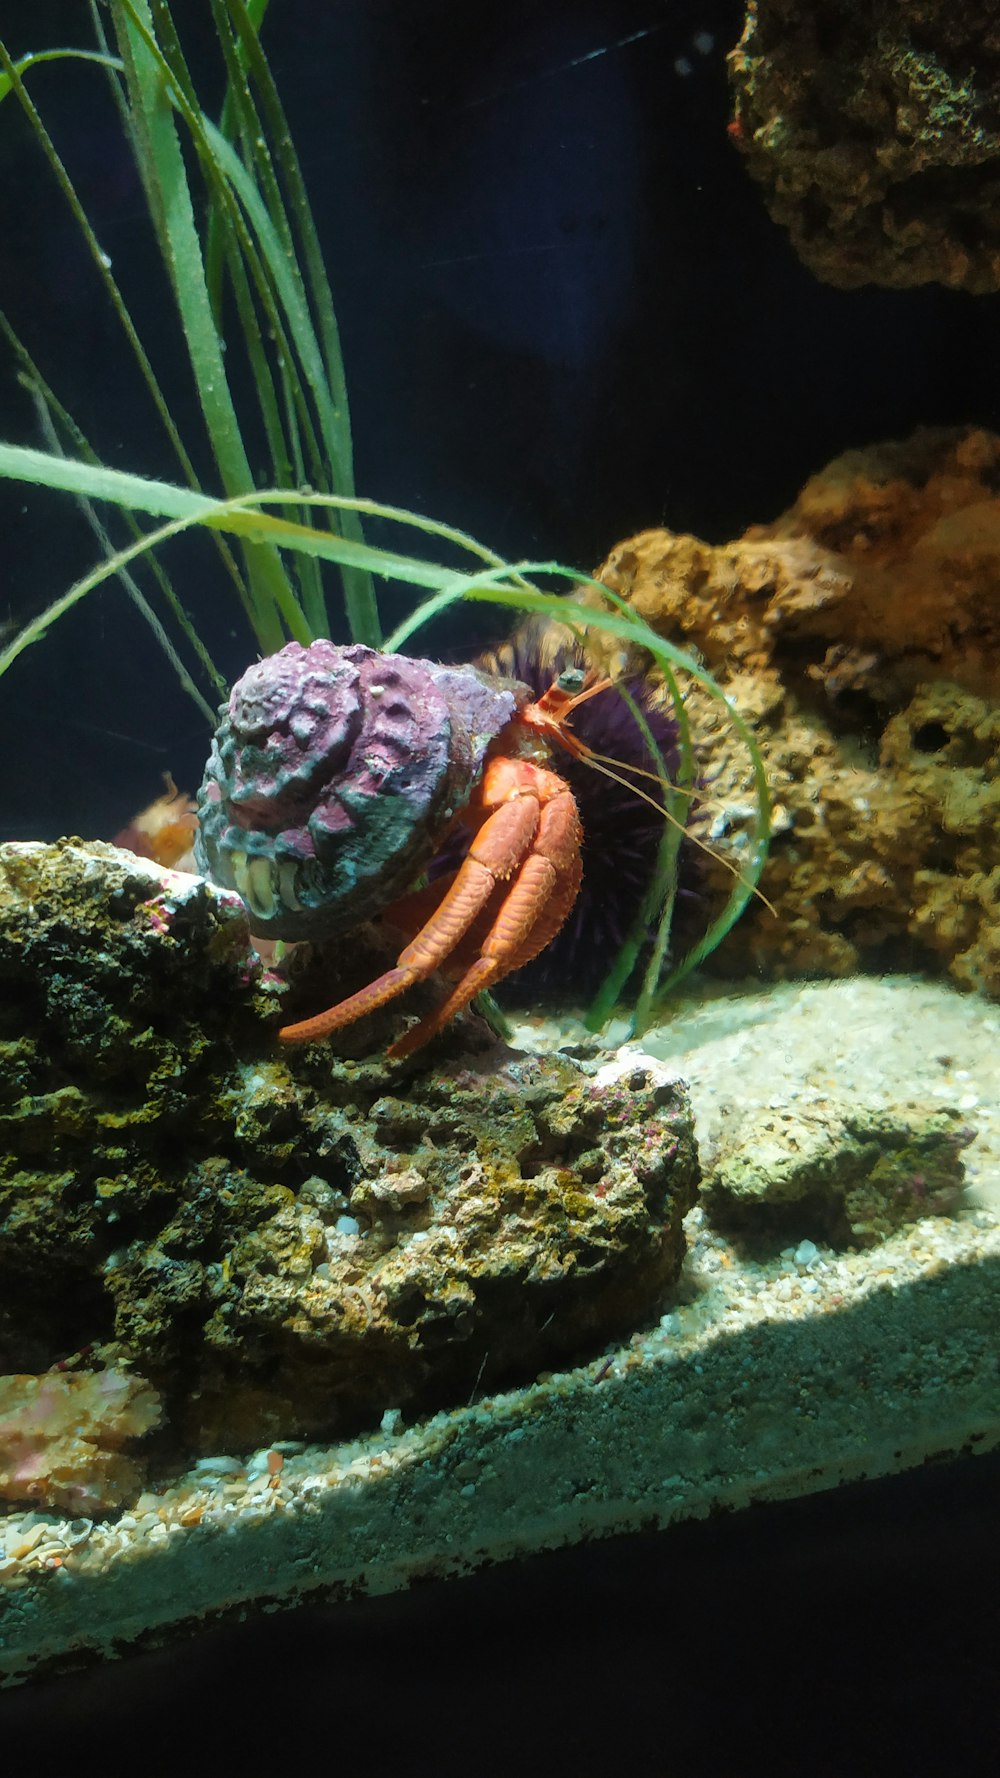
[0,840,698,1474]
[704,1098,972,1247]
[729,1,1000,291]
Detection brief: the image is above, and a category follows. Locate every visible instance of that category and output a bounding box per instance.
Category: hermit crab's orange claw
[277,755,582,1057]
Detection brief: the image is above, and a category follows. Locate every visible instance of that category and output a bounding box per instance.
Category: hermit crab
[195,637,661,1058]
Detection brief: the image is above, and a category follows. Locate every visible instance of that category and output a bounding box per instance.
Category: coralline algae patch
[0,840,699,1491]
[0,1367,161,1518]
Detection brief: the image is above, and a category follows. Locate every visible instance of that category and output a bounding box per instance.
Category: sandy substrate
[2,974,999,1685]
[516,973,1000,1212]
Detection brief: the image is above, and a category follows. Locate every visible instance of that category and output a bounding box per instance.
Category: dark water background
[1,0,998,842]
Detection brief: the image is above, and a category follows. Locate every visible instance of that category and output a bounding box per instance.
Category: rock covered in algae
[704,1099,972,1248]
[728,1,1000,291]
[589,426,1000,996]
[0,841,699,1455]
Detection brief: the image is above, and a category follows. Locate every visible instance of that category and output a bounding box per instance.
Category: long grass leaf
[143,4,331,634]
[27,387,221,721]
[0,38,200,500]
[109,0,295,651]
[0,48,122,105]
[0,314,229,702]
[204,0,272,312]
[163,0,376,644]
[223,0,377,642]
[0,451,507,597]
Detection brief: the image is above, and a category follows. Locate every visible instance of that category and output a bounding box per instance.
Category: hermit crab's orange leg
[387,783,582,1059]
[277,755,581,1053]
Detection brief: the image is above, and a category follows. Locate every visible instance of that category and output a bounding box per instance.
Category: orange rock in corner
[593,426,1000,995]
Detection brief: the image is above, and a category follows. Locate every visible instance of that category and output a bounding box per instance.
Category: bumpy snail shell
[195,640,521,941]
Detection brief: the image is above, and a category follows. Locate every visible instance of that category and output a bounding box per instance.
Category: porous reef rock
[0,840,699,1459]
[590,426,1000,993]
[728,1,1000,290]
[704,1099,972,1249]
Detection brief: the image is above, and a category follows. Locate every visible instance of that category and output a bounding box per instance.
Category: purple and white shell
[195,640,522,940]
